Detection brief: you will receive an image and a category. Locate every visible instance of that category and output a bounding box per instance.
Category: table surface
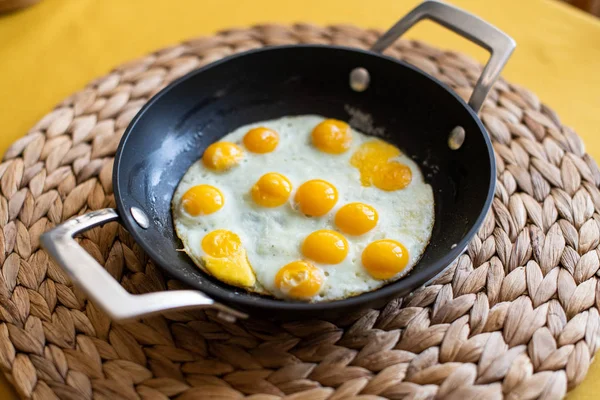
[1,0,599,398]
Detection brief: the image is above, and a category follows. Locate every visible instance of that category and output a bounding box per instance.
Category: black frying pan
[41,1,515,322]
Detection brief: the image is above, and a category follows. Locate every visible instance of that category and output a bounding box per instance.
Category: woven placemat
[1,24,600,400]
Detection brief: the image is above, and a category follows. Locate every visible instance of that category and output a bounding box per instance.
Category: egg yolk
[311,119,353,154]
[202,229,241,257]
[362,239,409,280]
[251,172,293,207]
[275,260,323,299]
[202,142,244,171]
[201,230,256,287]
[350,140,412,191]
[302,230,349,264]
[294,179,338,216]
[243,127,279,153]
[373,162,412,191]
[181,185,224,216]
[335,203,378,235]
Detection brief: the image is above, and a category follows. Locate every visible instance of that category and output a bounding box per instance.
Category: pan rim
[113,44,496,313]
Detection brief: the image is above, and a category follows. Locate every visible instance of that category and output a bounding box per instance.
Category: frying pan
[40,1,515,322]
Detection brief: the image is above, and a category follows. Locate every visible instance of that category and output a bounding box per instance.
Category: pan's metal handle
[40,208,247,322]
[371,0,516,113]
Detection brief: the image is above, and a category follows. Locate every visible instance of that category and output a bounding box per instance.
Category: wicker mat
[1,25,600,400]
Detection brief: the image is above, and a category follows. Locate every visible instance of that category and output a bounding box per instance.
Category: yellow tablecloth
[0,0,599,398]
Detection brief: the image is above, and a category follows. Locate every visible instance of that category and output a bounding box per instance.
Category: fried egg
[172,115,434,302]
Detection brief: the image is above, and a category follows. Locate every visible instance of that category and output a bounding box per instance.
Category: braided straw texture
[1,25,600,400]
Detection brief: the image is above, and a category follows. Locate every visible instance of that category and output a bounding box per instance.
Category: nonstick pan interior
[113,45,495,319]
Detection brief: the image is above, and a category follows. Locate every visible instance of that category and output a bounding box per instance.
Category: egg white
[172,115,434,302]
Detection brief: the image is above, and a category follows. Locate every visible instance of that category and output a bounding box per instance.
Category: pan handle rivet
[131,207,150,229]
[350,67,370,92]
[448,126,466,150]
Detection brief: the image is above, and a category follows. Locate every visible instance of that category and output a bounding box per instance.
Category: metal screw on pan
[130,207,150,229]
[350,67,370,92]
[448,126,466,150]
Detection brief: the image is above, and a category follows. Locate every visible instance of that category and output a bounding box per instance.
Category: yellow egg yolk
[243,127,279,153]
[251,172,292,207]
[335,203,378,235]
[373,162,412,191]
[275,260,323,299]
[202,142,244,171]
[294,179,338,217]
[201,230,256,287]
[311,119,352,154]
[181,185,224,216]
[362,239,409,280]
[350,140,412,191]
[302,230,349,264]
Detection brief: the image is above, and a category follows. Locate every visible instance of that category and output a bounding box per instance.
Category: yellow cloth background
[0,0,599,398]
